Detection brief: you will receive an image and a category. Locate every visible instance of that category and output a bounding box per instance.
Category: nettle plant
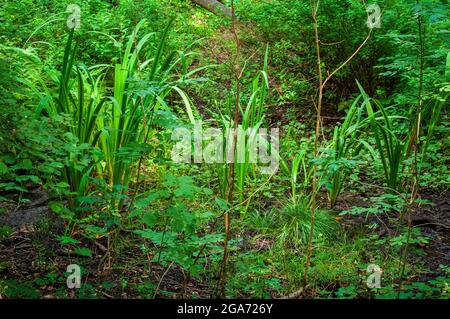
[0,46,72,198]
[129,174,223,276]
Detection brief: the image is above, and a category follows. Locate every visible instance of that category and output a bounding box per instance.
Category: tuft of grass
[277,198,338,249]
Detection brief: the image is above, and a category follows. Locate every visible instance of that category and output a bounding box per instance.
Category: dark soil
[0,188,50,228]
[415,190,450,279]
[0,187,448,298]
[337,189,450,279]
[0,188,212,298]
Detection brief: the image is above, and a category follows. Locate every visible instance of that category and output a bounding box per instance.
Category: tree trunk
[192,0,232,18]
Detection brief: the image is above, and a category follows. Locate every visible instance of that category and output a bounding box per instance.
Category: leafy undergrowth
[1,0,449,300]
[1,186,449,299]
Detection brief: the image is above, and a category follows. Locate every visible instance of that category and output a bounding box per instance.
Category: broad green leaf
[142,212,157,227]
[74,247,92,257]
[0,162,8,175]
[56,236,80,245]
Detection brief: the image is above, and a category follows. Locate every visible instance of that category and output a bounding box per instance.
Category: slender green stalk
[398,4,425,297]
[218,0,240,298]
[304,0,372,287]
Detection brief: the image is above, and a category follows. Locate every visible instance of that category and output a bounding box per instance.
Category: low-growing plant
[130,174,223,277]
[277,197,338,249]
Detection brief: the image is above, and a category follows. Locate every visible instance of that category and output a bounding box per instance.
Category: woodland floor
[1,186,448,298]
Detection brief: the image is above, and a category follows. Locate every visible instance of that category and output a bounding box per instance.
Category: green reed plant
[30,29,106,206]
[97,19,200,197]
[216,46,271,213]
[357,81,407,193]
[235,67,269,205]
[280,144,320,208]
[288,150,307,204]
[325,95,365,207]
